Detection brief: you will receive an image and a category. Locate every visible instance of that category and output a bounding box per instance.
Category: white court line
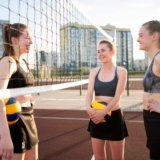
[35,116,89,121]
[35,116,144,123]
[126,120,143,123]
[40,98,82,101]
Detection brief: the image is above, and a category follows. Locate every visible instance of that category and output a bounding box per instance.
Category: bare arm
[85,68,96,108]
[0,100,14,159]
[105,67,127,112]
[85,68,98,117]
[0,57,17,159]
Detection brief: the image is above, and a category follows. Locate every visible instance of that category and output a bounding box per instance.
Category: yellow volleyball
[91,101,112,119]
[4,97,21,125]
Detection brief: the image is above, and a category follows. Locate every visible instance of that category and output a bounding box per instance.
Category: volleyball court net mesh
[0,0,113,99]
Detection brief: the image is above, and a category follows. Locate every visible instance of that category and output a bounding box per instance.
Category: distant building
[60,23,97,71]
[60,23,134,70]
[0,20,9,57]
[37,50,60,78]
[115,28,133,70]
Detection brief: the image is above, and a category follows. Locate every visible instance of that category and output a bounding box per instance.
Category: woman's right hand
[0,136,14,160]
[86,107,95,118]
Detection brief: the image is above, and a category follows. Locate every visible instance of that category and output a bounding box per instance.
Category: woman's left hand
[90,110,106,124]
[148,99,160,113]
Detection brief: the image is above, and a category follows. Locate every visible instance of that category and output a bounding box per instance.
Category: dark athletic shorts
[88,109,128,140]
[9,113,39,153]
[143,110,160,159]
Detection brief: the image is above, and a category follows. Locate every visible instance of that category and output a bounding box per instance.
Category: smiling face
[97,41,114,63]
[18,29,32,54]
[137,20,160,52]
[12,28,32,54]
[137,26,153,51]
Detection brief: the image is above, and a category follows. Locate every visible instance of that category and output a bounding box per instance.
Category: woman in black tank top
[86,40,128,160]
[0,23,38,160]
[137,20,160,160]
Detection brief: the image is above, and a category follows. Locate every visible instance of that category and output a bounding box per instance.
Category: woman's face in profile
[13,28,33,54]
[137,26,153,51]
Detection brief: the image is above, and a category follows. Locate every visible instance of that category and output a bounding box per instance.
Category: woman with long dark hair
[0,23,38,160]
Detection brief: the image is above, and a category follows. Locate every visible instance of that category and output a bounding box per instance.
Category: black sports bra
[7,59,34,89]
[143,51,160,93]
[94,67,118,97]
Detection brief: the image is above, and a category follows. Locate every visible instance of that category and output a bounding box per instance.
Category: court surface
[35,109,149,160]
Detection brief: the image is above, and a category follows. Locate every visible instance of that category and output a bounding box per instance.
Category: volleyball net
[0,0,114,98]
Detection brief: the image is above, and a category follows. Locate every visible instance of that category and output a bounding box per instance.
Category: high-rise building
[116,28,133,70]
[60,23,134,70]
[60,23,97,71]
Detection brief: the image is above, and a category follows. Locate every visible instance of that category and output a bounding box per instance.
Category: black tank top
[94,67,118,97]
[143,51,160,93]
[7,59,34,89]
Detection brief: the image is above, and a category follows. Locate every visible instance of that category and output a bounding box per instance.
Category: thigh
[24,144,38,160]
[143,110,160,156]
[91,137,106,160]
[109,139,125,160]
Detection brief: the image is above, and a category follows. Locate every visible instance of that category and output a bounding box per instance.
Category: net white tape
[0,79,89,99]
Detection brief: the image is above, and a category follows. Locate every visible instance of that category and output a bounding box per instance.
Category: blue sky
[75,0,160,59]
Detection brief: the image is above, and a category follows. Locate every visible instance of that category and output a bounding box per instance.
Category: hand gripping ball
[91,101,112,120]
[4,97,21,125]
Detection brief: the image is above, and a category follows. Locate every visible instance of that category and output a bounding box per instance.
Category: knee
[112,157,124,160]
[111,151,124,160]
[94,155,106,160]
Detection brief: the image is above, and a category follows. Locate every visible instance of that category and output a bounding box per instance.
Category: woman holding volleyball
[86,39,128,160]
[0,23,38,160]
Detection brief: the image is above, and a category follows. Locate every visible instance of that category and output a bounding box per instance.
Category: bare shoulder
[0,56,16,64]
[0,56,17,71]
[117,66,127,76]
[90,67,100,77]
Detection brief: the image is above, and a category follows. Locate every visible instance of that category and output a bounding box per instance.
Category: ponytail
[3,24,14,57]
[2,23,27,57]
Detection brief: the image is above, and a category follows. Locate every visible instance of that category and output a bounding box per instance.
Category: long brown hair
[3,23,27,57]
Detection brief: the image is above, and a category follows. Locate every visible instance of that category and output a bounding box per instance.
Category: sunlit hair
[98,39,115,52]
[142,20,160,48]
[2,23,27,57]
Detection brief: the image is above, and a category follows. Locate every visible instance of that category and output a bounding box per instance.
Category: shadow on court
[34,109,149,160]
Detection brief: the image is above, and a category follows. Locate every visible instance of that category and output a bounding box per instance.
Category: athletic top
[7,58,34,114]
[7,59,34,89]
[143,51,160,93]
[94,67,118,97]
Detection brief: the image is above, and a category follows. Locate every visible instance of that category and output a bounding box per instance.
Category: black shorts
[9,114,39,153]
[87,109,128,140]
[143,110,160,159]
